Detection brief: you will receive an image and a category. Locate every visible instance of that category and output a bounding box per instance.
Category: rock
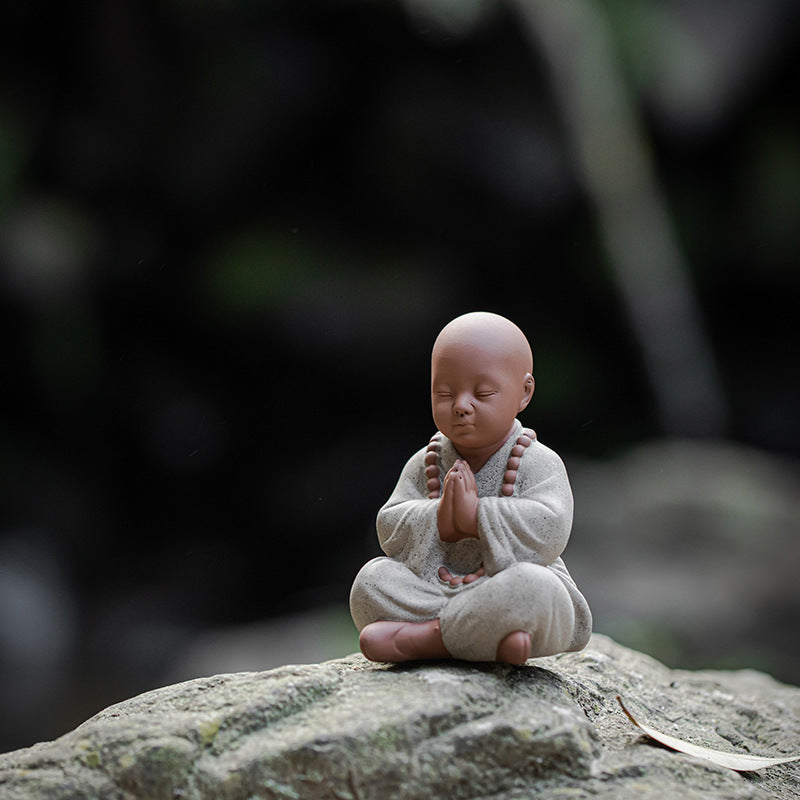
[0,634,798,799]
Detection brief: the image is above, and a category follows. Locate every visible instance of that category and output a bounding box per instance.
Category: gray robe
[350,419,592,661]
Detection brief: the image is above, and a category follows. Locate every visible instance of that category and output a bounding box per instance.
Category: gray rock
[1,634,798,799]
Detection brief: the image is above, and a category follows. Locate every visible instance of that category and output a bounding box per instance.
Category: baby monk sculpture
[349,312,592,665]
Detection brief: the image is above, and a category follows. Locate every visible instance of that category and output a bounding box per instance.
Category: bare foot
[496,631,531,665]
[438,564,485,587]
[359,620,451,663]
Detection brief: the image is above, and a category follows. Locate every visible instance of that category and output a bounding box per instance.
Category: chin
[449,430,484,446]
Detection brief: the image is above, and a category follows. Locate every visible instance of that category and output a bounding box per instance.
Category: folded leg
[440,563,576,661]
[349,557,445,631]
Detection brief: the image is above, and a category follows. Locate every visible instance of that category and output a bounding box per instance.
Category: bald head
[432,312,533,375]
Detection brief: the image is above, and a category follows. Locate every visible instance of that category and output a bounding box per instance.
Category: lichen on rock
[0,634,798,799]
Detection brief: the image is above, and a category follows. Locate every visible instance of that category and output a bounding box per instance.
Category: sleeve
[477,442,574,576]
[376,447,445,577]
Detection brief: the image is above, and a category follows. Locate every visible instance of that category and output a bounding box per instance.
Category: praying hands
[437,459,479,542]
[437,459,484,585]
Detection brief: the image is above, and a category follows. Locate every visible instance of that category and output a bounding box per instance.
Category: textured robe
[349,419,592,661]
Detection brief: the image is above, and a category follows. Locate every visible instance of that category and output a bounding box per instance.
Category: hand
[437,460,479,542]
[437,463,458,542]
[451,460,479,537]
[438,564,486,587]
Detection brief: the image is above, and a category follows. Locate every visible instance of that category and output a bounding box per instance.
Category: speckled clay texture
[350,419,592,661]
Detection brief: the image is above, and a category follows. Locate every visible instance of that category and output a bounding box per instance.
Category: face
[431,340,533,458]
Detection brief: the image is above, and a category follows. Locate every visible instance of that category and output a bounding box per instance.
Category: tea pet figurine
[350,312,591,664]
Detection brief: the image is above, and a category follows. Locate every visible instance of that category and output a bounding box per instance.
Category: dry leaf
[617,696,800,772]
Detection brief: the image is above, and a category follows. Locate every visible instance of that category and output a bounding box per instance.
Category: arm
[376,449,444,575]
[478,442,574,575]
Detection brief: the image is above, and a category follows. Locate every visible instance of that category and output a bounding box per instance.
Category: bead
[428,491,440,499]
[524,428,537,440]
[424,451,437,465]
[511,444,525,457]
[517,435,532,447]
[501,484,514,497]
[427,478,441,492]
[506,456,521,470]
[503,469,518,484]
[425,464,439,478]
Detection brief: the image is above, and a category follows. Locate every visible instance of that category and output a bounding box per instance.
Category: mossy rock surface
[1,634,798,799]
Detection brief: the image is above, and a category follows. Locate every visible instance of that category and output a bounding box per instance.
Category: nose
[453,392,472,416]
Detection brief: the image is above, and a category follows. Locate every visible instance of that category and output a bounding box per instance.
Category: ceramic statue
[350,312,592,664]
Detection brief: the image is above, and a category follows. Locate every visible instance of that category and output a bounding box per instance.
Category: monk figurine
[349,312,592,665]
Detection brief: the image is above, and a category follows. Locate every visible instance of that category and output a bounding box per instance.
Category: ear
[518,373,535,413]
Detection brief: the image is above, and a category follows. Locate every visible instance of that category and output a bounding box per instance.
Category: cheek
[485,404,511,427]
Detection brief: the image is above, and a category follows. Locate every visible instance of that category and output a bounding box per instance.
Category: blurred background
[1,0,799,753]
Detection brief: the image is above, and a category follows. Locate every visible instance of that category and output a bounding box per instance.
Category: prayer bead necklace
[424,428,537,499]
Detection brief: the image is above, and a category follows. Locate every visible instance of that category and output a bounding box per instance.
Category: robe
[349,419,592,661]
